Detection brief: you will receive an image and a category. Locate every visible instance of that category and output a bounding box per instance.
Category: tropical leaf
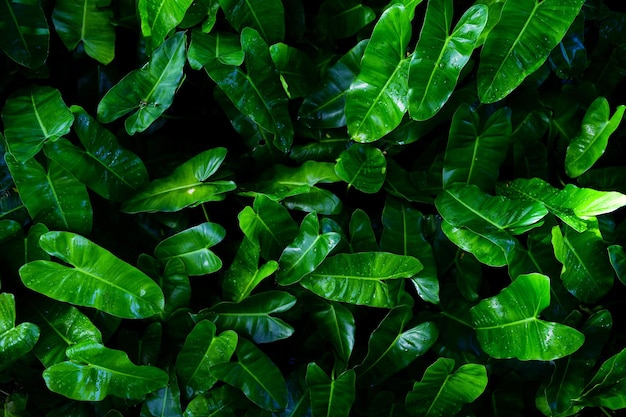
[310,300,355,366]
[349,208,378,252]
[470,273,585,360]
[334,144,387,193]
[141,371,184,417]
[183,384,246,417]
[19,231,165,319]
[576,347,626,410]
[218,0,284,44]
[270,43,318,99]
[0,0,49,68]
[608,245,626,286]
[138,0,194,52]
[0,293,40,371]
[306,363,355,417]
[316,0,376,39]
[188,30,244,70]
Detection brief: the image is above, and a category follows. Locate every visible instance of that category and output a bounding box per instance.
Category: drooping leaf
[154,222,226,276]
[19,231,165,319]
[0,293,40,371]
[405,357,487,417]
[477,0,586,103]
[316,0,375,39]
[408,1,487,120]
[122,147,236,213]
[0,0,49,68]
[300,252,422,308]
[43,341,168,401]
[218,0,284,45]
[306,363,355,417]
[43,106,148,201]
[52,0,116,64]
[1,86,73,162]
[565,96,626,178]
[334,144,387,193]
[470,273,585,360]
[97,31,187,135]
[310,300,355,366]
[346,4,413,143]
[138,0,194,52]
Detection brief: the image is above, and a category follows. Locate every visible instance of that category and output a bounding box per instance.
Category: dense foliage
[2,0,626,416]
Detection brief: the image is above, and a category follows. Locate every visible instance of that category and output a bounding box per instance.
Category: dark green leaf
[316,0,375,39]
[306,363,355,417]
[0,0,49,68]
[0,293,40,371]
[218,0,284,44]
[334,144,386,194]
[311,301,355,366]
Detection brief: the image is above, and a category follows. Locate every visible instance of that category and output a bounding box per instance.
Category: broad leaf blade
[334,144,387,194]
[218,0,284,45]
[306,363,355,417]
[0,0,49,68]
[316,0,375,39]
[138,0,194,52]
[0,293,40,371]
[311,301,355,366]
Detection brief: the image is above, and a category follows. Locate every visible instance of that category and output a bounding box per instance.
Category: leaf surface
[0,0,49,68]
[334,144,387,194]
[306,363,355,417]
[218,0,284,44]
[0,293,39,370]
[138,0,193,52]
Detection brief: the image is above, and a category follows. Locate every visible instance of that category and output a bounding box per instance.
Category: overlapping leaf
[310,301,355,366]
[0,293,40,370]
[218,0,284,45]
[316,0,375,39]
[0,0,49,68]
[138,0,193,52]
[334,144,387,193]
[188,30,244,70]
[306,363,355,417]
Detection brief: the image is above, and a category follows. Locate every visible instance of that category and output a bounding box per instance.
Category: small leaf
[577,347,626,410]
[334,144,387,194]
[306,363,355,417]
[0,293,40,370]
[138,0,194,52]
[218,0,284,44]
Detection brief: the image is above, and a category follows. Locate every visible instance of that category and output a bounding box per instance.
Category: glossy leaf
[0,0,49,68]
[477,0,585,103]
[311,301,355,365]
[405,358,488,417]
[0,293,40,370]
[141,372,184,417]
[183,384,246,417]
[551,224,615,303]
[52,0,116,64]
[565,97,626,178]
[44,106,148,201]
[175,320,238,399]
[470,273,585,360]
[443,105,512,191]
[316,0,375,39]
[349,208,378,252]
[306,363,355,417]
[19,231,165,319]
[300,252,422,308]
[334,144,387,193]
[212,338,288,411]
[43,341,168,401]
[154,222,226,276]
[138,0,194,52]
[159,258,191,318]
[195,291,296,344]
[408,1,487,120]
[609,245,626,286]
[188,30,244,70]
[97,31,187,135]
[5,155,93,234]
[218,0,284,45]
[277,212,341,285]
[1,86,73,162]
[346,4,412,143]
[577,347,626,410]
[122,147,236,213]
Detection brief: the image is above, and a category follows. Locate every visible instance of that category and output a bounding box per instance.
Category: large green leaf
[97,31,187,135]
[300,252,422,308]
[310,300,355,366]
[551,224,615,303]
[122,148,236,213]
[334,144,387,194]
[470,273,585,360]
[44,106,148,201]
[349,208,378,252]
[405,358,487,417]
[306,363,355,417]
[175,320,238,399]
[0,293,40,370]
[212,338,288,411]
[154,222,226,276]
[477,0,585,103]
[0,0,49,68]
[277,212,340,285]
[19,231,165,319]
[218,0,284,45]
[52,0,116,64]
[188,30,244,71]
[270,43,318,99]
[43,341,168,401]
[194,291,296,344]
[141,371,184,417]
[5,155,93,234]
[1,86,73,162]
[408,1,487,120]
[565,96,626,178]
[442,105,511,192]
[138,0,194,52]
[346,4,413,143]
[316,0,375,39]
[576,347,626,410]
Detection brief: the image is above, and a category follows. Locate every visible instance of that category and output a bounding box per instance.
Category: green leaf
[408,1,487,120]
[138,0,194,52]
[269,43,318,99]
[212,338,288,411]
[175,320,238,399]
[346,4,412,143]
[97,31,187,135]
[188,30,244,70]
[183,385,245,417]
[310,301,355,366]
[470,273,585,360]
[44,106,148,201]
[443,105,512,192]
[19,231,165,319]
[300,252,422,308]
[43,340,168,401]
[122,147,236,213]
[405,358,488,417]
[609,245,626,286]
[277,212,341,285]
[577,347,626,410]
[218,0,284,44]
[551,224,615,303]
[154,222,226,276]
[316,0,375,39]
[306,363,355,417]
[477,0,585,103]
[195,291,295,344]
[349,208,378,252]
[5,155,93,234]
[565,97,626,178]
[159,257,191,319]
[141,371,184,417]
[0,293,40,370]
[1,86,73,162]
[356,305,438,386]
[334,144,386,194]
[52,0,116,64]
[0,0,49,68]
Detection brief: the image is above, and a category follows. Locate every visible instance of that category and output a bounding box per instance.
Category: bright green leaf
[577,347,626,410]
[188,29,244,70]
[0,293,40,371]
[138,0,194,52]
